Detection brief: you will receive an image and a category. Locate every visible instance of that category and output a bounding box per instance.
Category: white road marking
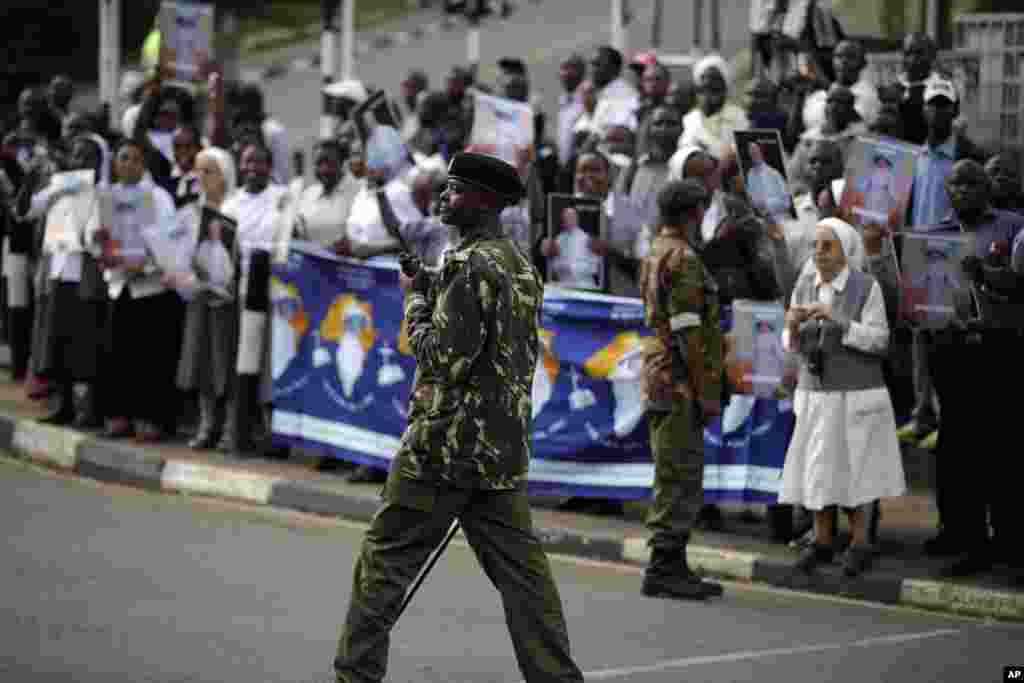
[514,628,964,682]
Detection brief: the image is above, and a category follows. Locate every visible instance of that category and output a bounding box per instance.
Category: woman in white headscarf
[678,56,750,162]
[779,217,905,578]
[169,146,241,450]
[18,133,111,426]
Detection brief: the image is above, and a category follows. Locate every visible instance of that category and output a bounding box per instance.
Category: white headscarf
[693,55,733,91]
[668,144,724,243]
[667,144,705,182]
[195,146,237,203]
[817,217,865,273]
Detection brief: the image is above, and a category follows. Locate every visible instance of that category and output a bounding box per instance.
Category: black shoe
[642,572,721,600]
[795,544,834,574]
[941,552,993,578]
[72,410,103,430]
[584,499,625,516]
[346,465,387,483]
[317,458,358,473]
[696,504,725,532]
[923,532,967,557]
[842,545,874,577]
[188,431,219,450]
[557,497,590,512]
[40,410,74,426]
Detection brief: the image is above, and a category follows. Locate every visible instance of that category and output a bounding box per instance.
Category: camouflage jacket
[639,225,723,410]
[394,222,543,490]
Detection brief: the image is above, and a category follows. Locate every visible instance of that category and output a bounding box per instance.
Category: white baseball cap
[923,78,958,104]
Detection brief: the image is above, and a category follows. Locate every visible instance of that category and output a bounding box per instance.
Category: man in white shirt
[295,140,360,248]
[589,46,640,136]
[232,84,291,185]
[556,54,586,170]
[802,40,880,132]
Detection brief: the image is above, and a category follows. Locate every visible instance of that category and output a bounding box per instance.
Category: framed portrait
[900,233,976,329]
[734,129,795,222]
[729,300,788,398]
[839,136,919,234]
[545,193,607,292]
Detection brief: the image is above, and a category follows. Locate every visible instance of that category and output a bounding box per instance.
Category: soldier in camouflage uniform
[639,179,726,600]
[334,153,584,683]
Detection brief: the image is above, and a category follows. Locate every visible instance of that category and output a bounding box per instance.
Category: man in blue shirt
[899,78,986,452]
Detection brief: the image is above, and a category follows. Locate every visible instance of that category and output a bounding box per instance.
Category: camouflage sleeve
[665,247,722,401]
[406,253,492,386]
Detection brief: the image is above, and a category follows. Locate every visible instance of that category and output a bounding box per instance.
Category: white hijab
[803,217,865,278]
[668,144,724,243]
[195,146,237,204]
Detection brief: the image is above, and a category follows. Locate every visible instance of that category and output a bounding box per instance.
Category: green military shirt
[639,225,723,409]
[394,225,543,490]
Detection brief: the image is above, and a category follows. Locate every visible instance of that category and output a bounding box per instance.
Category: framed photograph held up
[734,129,795,222]
[546,193,607,292]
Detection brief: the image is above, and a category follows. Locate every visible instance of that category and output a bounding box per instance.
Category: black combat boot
[642,544,723,600]
[40,380,75,426]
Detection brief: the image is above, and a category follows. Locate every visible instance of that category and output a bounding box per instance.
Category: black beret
[497,57,527,77]
[447,152,525,202]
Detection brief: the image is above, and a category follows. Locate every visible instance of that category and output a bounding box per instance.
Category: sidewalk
[2,376,1021,622]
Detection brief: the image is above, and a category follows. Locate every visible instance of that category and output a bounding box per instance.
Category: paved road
[2,456,1020,683]
[260,0,754,167]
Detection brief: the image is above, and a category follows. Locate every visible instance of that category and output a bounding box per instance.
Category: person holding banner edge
[333,152,583,683]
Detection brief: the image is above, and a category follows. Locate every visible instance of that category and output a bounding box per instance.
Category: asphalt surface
[3,456,1021,683]
[259,0,755,167]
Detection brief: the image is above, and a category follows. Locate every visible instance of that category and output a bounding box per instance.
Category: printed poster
[734,129,795,222]
[546,194,607,292]
[839,136,918,233]
[609,191,659,259]
[468,89,534,166]
[900,233,976,328]
[729,300,789,399]
[42,170,96,251]
[159,1,214,81]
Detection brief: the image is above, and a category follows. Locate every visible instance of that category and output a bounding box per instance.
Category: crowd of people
[1,25,1023,585]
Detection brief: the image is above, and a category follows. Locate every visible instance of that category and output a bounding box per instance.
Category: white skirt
[779,387,906,510]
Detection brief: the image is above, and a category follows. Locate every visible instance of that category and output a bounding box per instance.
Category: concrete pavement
[3,455,1021,683]
[2,378,1021,624]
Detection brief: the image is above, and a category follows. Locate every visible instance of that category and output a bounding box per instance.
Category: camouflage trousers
[645,399,705,551]
[334,473,584,683]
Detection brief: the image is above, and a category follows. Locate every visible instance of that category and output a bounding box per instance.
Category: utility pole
[321,0,343,138]
[650,0,663,49]
[342,0,355,80]
[99,0,122,131]
[610,0,627,54]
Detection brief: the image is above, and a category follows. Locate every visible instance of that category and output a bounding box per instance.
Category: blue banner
[269,244,793,502]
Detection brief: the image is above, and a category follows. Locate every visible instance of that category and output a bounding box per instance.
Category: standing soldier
[639,179,725,600]
[333,152,584,683]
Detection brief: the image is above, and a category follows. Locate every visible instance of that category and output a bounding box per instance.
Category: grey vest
[792,268,887,392]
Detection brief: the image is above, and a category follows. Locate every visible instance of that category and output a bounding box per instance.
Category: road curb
[75,440,165,491]
[161,460,279,505]
[268,480,379,521]
[2,412,1021,622]
[899,578,1024,620]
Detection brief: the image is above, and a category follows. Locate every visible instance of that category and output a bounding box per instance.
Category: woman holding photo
[169,147,239,451]
[779,217,905,577]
